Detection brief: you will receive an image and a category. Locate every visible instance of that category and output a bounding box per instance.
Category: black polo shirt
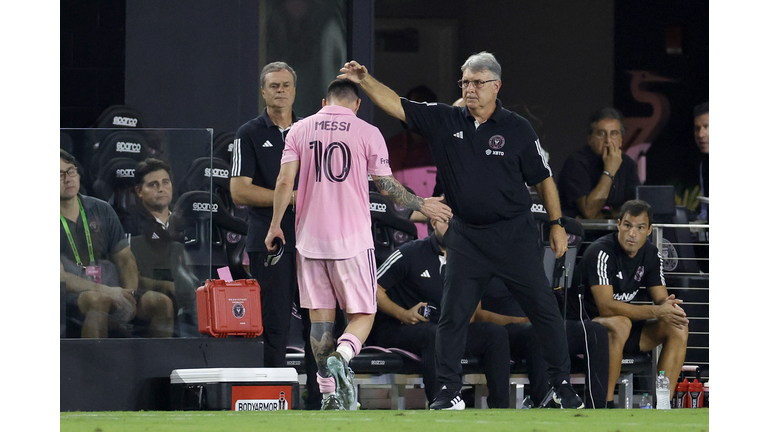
[231,109,300,253]
[557,145,639,219]
[568,232,665,320]
[122,204,173,239]
[401,99,551,225]
[376,234,445,325]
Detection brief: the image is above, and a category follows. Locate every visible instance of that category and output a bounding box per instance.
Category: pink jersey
[282,105,392,259]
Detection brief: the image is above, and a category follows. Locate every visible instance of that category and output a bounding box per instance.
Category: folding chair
[533,212,584,319]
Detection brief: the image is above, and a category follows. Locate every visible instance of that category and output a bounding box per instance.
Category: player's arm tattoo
[310,322,336,377]
[372,175,425,212]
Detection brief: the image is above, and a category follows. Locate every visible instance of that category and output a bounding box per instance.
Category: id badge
[85,265,102,284]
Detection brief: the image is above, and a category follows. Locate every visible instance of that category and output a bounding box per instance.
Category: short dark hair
[588,107,626,135]
[135,158,172,186]
[693,102,708,118]
[618,199,653,225]
[60,148,77,165]
[326,79,359,102]
[60,149,81,176]
[260,61,297,88]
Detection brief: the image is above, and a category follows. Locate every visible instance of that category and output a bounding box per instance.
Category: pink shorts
[296,249,377,314]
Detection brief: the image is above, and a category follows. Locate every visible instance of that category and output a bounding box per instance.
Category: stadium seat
[170,191,248,281]
[91,157,141,224]
[533,211,584,318]
[179,156,247,222]
[87,130,152,188]
[370,191,418,266]
[212,131,237,163]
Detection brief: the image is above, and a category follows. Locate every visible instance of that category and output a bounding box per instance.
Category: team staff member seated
[557,108,640,219]
[123,157,198,336]
[567,199,689,406]
[370,218,511,409]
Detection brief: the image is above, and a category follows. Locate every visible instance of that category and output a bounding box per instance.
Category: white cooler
[170,368,299,411]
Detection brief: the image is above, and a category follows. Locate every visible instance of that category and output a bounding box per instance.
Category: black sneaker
[429,386,465,410]
[321,393,345,411]
[327,352,356,410]
[552,380,585,409]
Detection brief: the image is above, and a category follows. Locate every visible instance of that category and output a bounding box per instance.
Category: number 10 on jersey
[309,140,351,183]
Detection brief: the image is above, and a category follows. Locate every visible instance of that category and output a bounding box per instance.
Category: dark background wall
[60,0,708,190]
[614,1,709,190]
[124,0,261,137]
[61,0,127,129]
[374,0,616,185]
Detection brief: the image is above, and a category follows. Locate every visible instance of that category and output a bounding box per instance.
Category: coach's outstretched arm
[338,61,406,123]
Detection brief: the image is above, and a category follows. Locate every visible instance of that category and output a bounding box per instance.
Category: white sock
[337,345,354,363]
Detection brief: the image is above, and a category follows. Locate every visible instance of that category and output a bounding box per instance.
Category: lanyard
[60,198,94,267]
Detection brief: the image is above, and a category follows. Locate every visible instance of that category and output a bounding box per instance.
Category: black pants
[249,250,320,408]
[437,214,571,391]
[507,319,609,408]
[368,319,510,408]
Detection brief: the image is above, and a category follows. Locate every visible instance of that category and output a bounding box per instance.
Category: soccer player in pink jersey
[266,79,452,410]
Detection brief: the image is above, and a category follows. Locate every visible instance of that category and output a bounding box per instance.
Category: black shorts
[622,320,648,356]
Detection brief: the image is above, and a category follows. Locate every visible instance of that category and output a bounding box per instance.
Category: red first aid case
[197,279,263,337]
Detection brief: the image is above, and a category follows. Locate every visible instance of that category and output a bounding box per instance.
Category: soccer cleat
[552,380,585,409]
[327,352,357,410]
[429,386,465,410]
[320,393,345,411]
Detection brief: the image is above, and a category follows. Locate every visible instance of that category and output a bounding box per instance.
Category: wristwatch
[548,217,566,228]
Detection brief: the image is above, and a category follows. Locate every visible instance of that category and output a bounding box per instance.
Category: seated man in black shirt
[567,199,689,406]
[123,157,198,336]
[123,158,174,236]
[369,218,511,409]
[474,278,609,408]
[558,108,640,219]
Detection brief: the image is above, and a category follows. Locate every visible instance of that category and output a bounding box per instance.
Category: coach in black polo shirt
[230,61,320,409]
[339,52,583,410]
[370,218,510,409]
[567,199,689,406]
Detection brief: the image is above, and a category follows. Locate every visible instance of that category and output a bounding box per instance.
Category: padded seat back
[370,191,418,266]
[91,157,140,223]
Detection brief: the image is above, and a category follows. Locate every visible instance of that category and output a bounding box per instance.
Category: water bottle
[674,379,689,408]
[640,393,653,409]
[656,371,671,410]
[703,381,709,408]
[687,378,704,408]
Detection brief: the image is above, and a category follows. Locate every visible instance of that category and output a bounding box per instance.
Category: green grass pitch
[61,409,709,432]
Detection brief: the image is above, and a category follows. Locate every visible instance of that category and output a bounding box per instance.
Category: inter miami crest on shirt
[486,134,506,156]
[488,134,506,150]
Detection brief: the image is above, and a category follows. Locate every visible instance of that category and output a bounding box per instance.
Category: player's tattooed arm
[372,175,425,212]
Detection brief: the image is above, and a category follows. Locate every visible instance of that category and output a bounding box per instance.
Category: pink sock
[336,333,362,363]
[317,373,336,394]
